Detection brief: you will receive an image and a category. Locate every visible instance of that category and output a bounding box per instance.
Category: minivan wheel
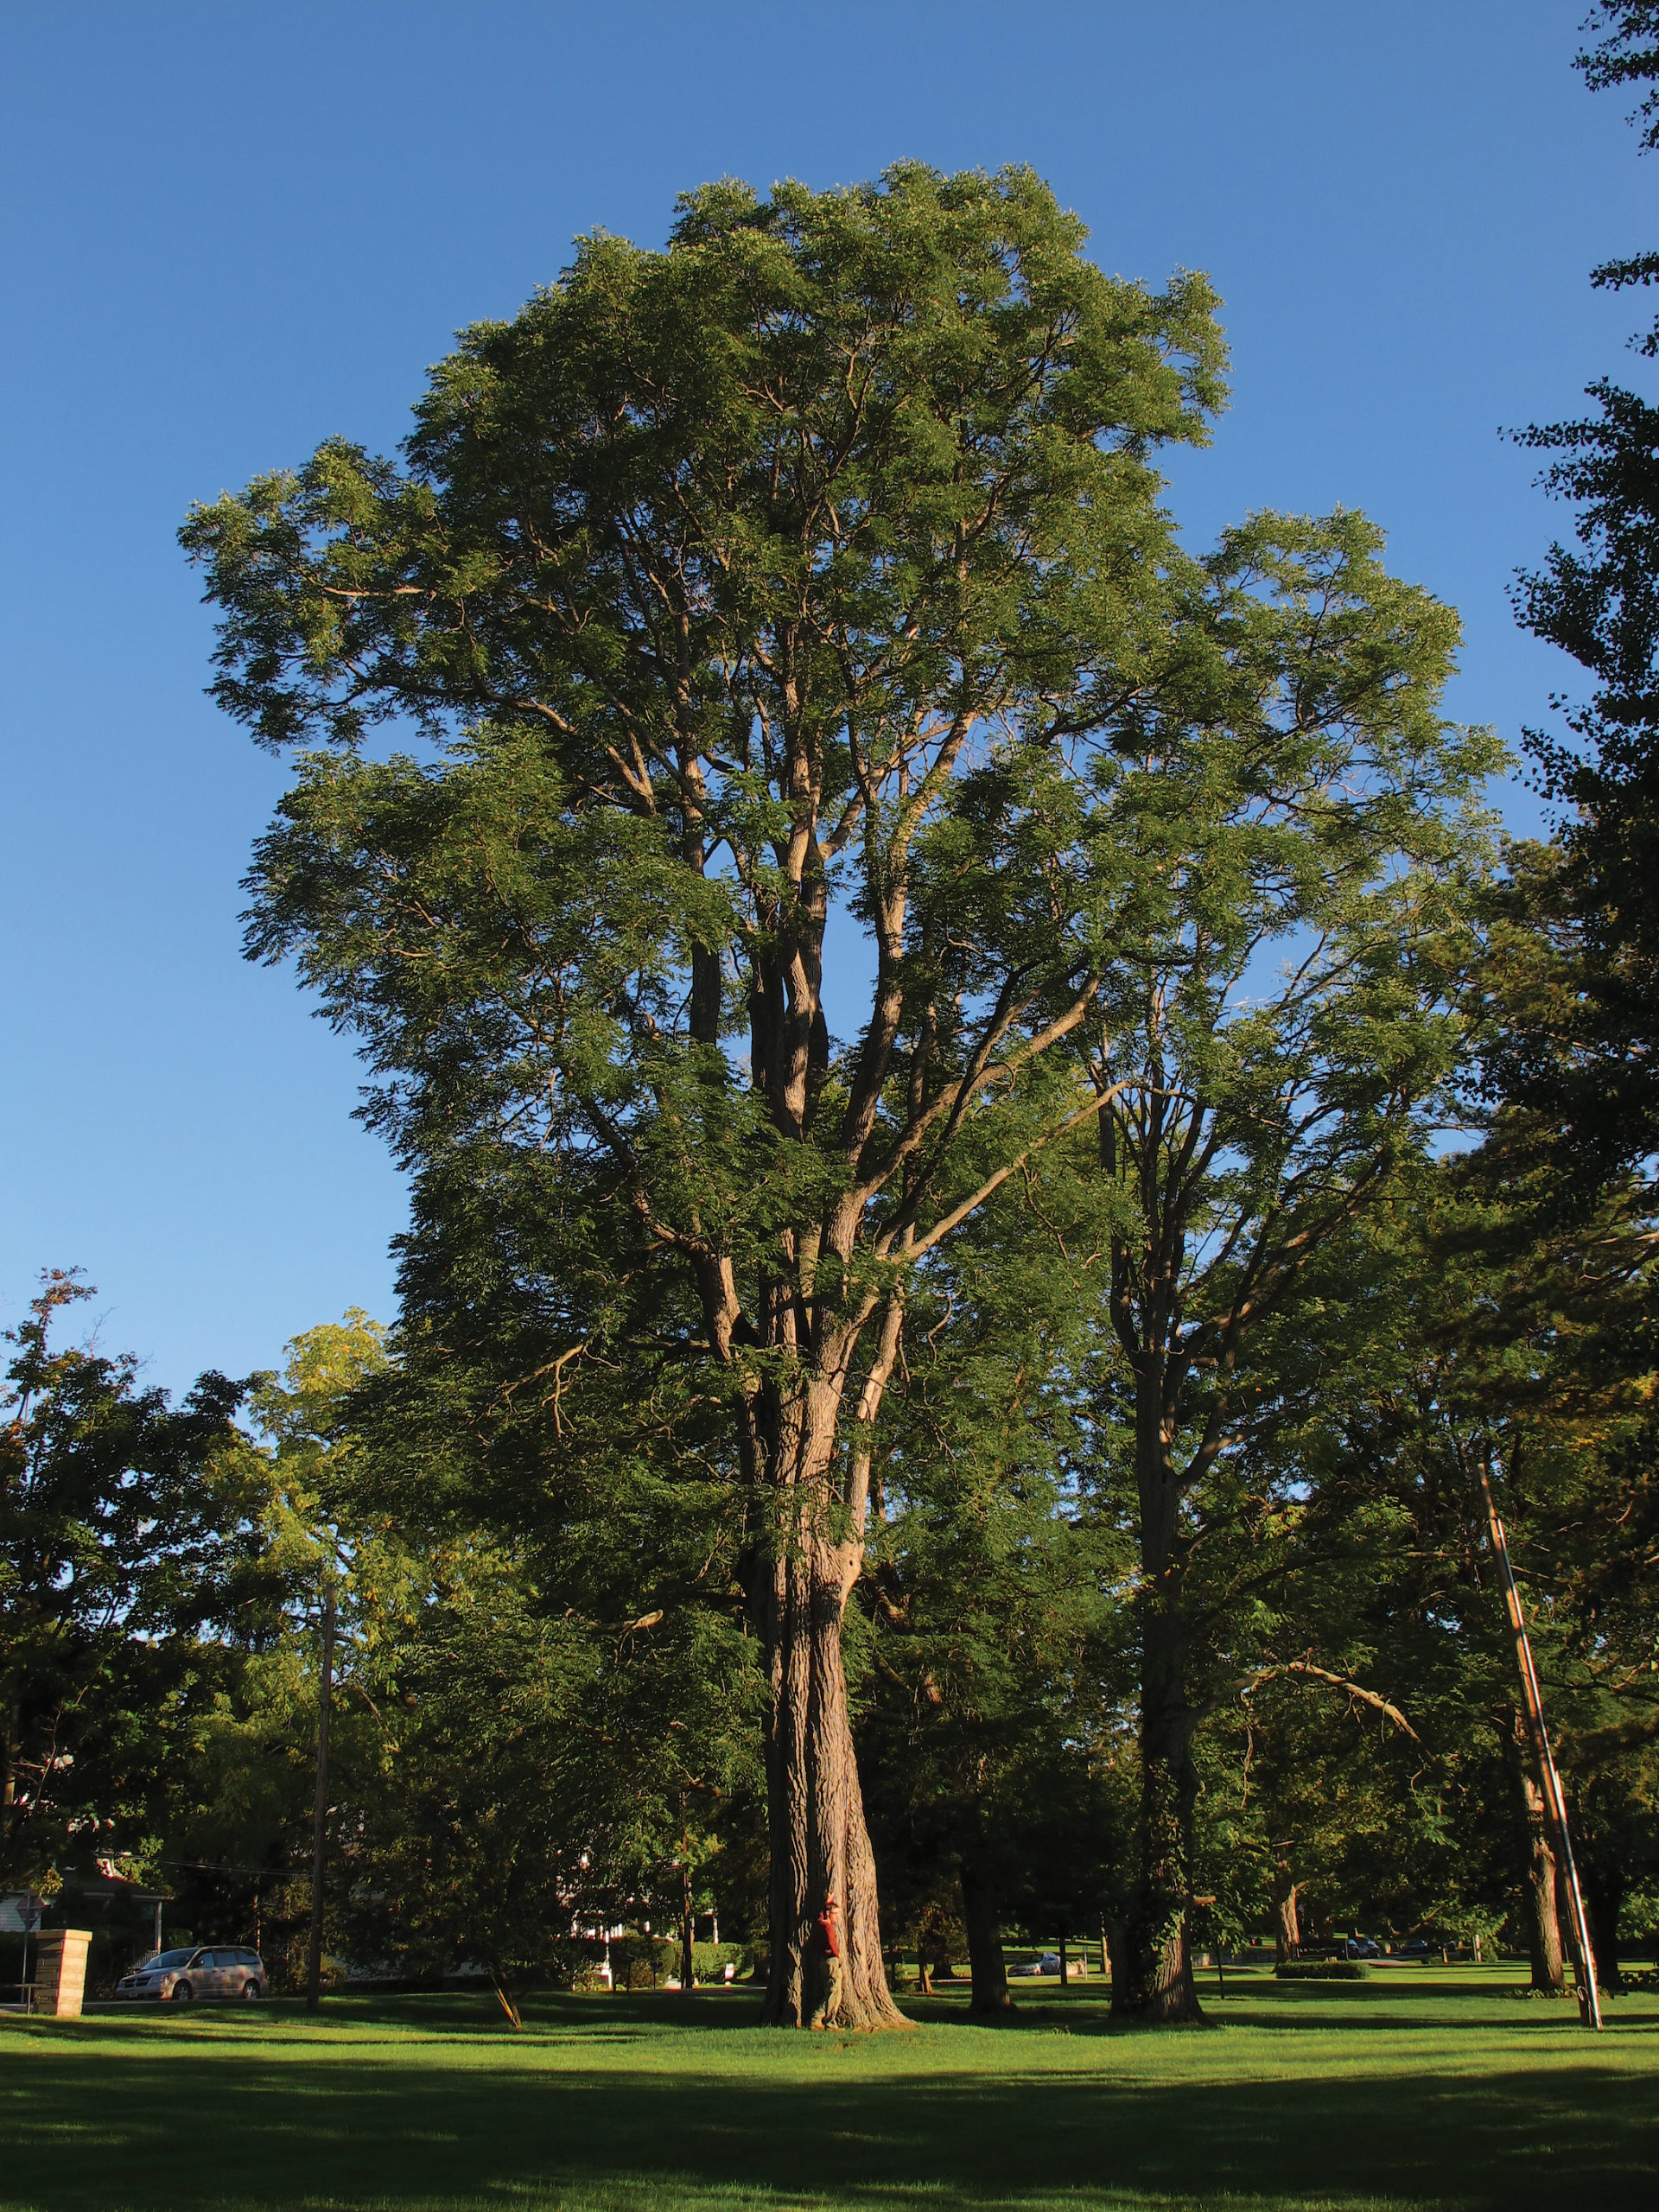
[171,1981,193,2002]
[242,1980,261,2000]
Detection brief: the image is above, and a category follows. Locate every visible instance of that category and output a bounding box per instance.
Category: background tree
[1284,1140,1659,1990]
[332,1213,767,2011]
[1045,512,1495,2019]
[0,1273,265,1891]
[858,1186,1128,2016]
[1499,4,1659,1192]
[1460,4,1659,1986]
[151,1312,397,1985]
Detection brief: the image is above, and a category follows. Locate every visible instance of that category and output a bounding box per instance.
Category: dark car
[1343,1937,1382,1960]
[115,1946,267,2002]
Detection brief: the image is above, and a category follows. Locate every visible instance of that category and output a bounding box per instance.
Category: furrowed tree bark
[718,1218,908,2028]
[752,1336,911,2025]
[757,1549,903,2027]
[960,1845,1014,2016]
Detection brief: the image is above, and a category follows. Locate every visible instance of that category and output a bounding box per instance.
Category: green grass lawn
[3,1966,1656,2212]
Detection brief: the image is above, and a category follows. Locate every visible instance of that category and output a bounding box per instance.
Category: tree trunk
[305,1583,335,2015]
[1580,1862,1624,1992]
[736,1268,906,2030]
[1058,1923,1069,1993]
[679,1859,696,1993]
[1112,1375,1205,2025]
[2,1703,16,1845]
[1112,1606,1204,2022]
[1504,1715,1564,1993]
[1272,1859,1300,1967]
[959,1850,1014,2016]
[757,1536,906,2030]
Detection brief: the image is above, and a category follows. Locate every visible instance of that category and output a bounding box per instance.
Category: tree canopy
[29,110,1636,2029]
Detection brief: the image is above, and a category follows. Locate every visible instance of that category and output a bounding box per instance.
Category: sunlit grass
[3,1965,1656,2211]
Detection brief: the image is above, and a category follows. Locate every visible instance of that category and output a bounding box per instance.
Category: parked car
[1007,1953,1061,1978]
[1342,1937,1382,1960]
[116,1946,267,2002]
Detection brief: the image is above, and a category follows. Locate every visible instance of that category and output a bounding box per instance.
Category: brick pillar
[31,1929,92,2018]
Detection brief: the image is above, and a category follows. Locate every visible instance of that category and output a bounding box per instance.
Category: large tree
[182,165,1226,2026]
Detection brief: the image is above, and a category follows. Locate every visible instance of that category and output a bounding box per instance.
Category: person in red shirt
[810,1891,843,2028]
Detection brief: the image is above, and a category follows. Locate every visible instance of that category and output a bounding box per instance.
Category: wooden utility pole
[305,1582,336,2013]
[1479,1463,1602,2031]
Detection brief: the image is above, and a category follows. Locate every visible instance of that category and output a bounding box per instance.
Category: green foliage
[1478,2,1659,1947]
[175,167,1234,1570]
[156,145,1656,1998]
[179,164,1246,2004]
[1497,9,1659,1190]
[858,1173,1131,1947]
[0,1273,268,1886]
[330,1526,762,1996]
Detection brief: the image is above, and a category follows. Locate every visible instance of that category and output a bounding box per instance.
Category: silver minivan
[115,1946,267,2002]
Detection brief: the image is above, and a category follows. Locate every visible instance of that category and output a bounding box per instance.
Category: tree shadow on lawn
[899,1983,1659,2037]
[4,2023,1656,2212]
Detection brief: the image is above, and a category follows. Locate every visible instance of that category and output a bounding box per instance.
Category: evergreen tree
[1502,5,1659,1191]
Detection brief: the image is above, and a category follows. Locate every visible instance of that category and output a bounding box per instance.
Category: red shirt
[817,1908,841,1960]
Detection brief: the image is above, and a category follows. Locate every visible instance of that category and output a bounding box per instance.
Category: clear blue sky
[1,1,1647,1394]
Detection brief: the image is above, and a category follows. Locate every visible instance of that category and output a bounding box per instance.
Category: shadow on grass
[4,1998,1658,2212]
[894,1979,1657,2039]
